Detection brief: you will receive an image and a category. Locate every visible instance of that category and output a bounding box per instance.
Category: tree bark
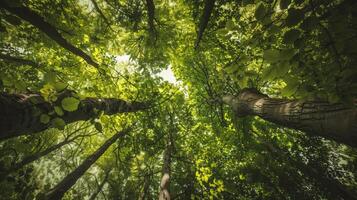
[194,0,215,49]
[222,88,357,147]
[159,138,172,200]
[44,129,129,200]
[145,0,156,34]
[0,1,99,68]
[0,92,147,140]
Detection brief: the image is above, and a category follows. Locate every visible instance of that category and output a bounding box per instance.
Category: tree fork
[222,88,357,147]
[0,91,147,140]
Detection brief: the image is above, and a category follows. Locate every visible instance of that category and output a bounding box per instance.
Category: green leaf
[281,78,299,96]
[54,106,64,116]
[255,3,266,21]
[286,8,304,27]
[263,49,280,63]
[44,71,57,83]
[94,122,103,132]
[280,49,297,60]
[51,118,66,130]
[283,29,301,44]
[61,97,80,112]
[40,114,50,124]
[53,82,67,91]
[279,0,291,9]
[242,0,254,6]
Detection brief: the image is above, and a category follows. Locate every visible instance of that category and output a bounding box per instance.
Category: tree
[222,88,357,147]
[44,128,130,199]
[0,91,146,140]
[1,0,357,199]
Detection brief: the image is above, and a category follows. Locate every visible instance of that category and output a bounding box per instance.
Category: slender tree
[0,125,91,179]
[0,1,99,68]
[159,140,172,200]
[222,88,357,147]
[0,91,147,140]
[88,169,111,200]
[145,0,156,34]
[194,0,215,49]
[44,128,130,200]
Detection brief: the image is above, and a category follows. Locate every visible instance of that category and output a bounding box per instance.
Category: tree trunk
[0,92,146,140]
[145,0,155,34]
[88,169,111,200]
[222,88,357,147]
[1,135,79,178]
[159,139,172,200]
[0,1,99,68]
[194,0,215,49]
[44,129,129,200]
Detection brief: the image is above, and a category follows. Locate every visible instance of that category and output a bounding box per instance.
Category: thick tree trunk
[159,139,172,200]
[44,129,129,200]
[0,1,99,68]
[0,92,146,140]
[222,88,357,147]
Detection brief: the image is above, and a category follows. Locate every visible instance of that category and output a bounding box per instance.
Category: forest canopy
[0,0,357,199]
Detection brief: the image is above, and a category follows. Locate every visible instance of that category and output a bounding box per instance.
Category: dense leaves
[0,0,357,199]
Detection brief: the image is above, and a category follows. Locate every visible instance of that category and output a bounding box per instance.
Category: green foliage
[1,0,357,199]
[61,97,80,112]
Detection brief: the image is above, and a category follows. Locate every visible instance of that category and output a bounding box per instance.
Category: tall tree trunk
[0,1,99,68]
[145,0,155,34]
[88,169,111,200]
[0,92,146,140]
[44,129,129,200]
[159,138,172,200]
[222,88,357,147]
[194,0,215,49]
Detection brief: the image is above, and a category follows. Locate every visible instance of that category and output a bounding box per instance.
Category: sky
[115,55,177,84]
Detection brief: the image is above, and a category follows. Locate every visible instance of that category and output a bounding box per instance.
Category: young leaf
[61,97,80,112]
[51,118,66,130]
[40,114,50,124]
[54,106,64,116]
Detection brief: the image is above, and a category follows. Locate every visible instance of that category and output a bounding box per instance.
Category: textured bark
[45,129,129,200]
[0,2,99,68]
[194,0,215,49]
[0,53,39,67]
[159,138,172,200]
[145,0,155,33]
[0,92,147,140]
[88,169,111,200]
[222,88,357,147]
